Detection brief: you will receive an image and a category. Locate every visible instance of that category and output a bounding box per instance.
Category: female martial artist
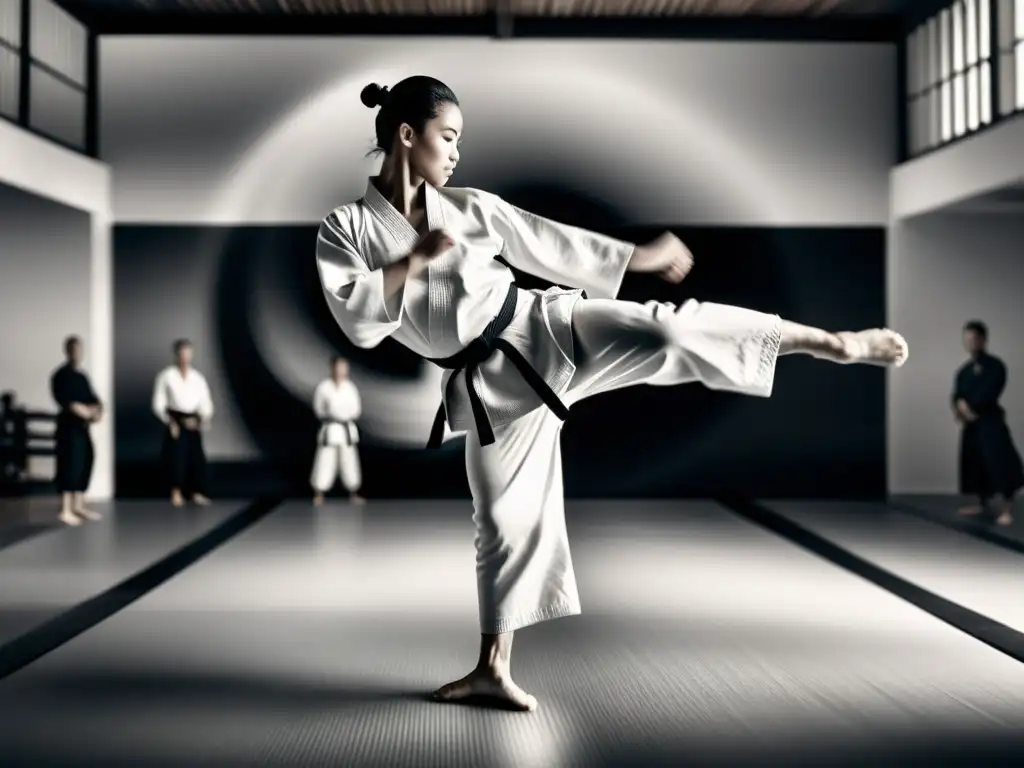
[50,335,103,526]
[315,76,909,712]
[310,356,365,506]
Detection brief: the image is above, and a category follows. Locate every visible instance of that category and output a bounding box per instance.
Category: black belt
[166,409,198,425]
[320,419,356,446]
[425,283,569,448]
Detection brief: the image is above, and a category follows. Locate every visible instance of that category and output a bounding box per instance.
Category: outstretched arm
[485,193,693,297]
[485,194,635,300]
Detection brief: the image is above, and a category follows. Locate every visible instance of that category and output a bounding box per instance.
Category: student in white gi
[310,356,365,506]
[152,339,214,507]
[316,76,909,712]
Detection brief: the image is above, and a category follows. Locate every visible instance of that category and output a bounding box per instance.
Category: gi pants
[465,297,782,634]
[55,419,94,493]
[311,437,362,493]
[163,415,208,496]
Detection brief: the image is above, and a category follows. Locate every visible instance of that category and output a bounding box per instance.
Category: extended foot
[312,493,325,506]
[995,509,1014,526]
[836,329,908,367]
[59,510,81,526]
[171,491,185,508]
[958,504,986,517]
[349,494,366,506]
[191,494,211,506]
[432,667,538,712]
[75,507,102,521]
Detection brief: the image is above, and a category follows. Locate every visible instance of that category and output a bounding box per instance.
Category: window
[0,45,17,119]
[0,0,20,49]
[908,16,945,154]
[27,0,87,149]
[998,0,1024,113]
[906,0,998,157]
[0,0,19,121]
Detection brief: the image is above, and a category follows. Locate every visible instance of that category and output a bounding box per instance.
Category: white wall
[888,212,1024,493]
[101,37,896,227]
[891,113,1024,221]
[99,36,896,460]
[0,119,114,501]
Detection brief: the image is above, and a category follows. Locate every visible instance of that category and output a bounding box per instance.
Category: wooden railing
[0,405,57,493]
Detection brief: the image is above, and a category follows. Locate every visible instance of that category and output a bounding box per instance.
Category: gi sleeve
[349,385,362,420]
[197,375,215,423]
[152,370,169,424]
[316,210,406,349]
[483,191,635,300]
[312,382,330,419]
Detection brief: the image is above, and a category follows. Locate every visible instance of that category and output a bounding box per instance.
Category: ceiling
[54,0,926,18]
[52,0,942,36]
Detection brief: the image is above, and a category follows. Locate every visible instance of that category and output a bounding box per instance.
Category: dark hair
[64,335,81,354]
[964,320,988,338]
[173,339,193,354]
[360,76,459,155]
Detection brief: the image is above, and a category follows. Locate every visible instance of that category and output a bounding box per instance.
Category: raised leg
[778,320,908,366]
[565,299,907,407]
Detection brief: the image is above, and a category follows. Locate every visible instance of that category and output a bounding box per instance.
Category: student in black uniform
[49,335,103,526]
[954,320,1023,526]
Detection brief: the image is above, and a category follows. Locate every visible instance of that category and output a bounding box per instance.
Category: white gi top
[313,377,361,446]
[315,180,635,433]
[152,366,215,425]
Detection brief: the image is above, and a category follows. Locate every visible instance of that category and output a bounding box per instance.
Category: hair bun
[360,83,391,109]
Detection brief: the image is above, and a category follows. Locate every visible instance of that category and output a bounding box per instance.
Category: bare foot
[995,510,1014,526]
[59,510,81,526]
[836,330,909,367]
[349,494,366,506]
[171,492,185,508]
[958,505,986,517]
[191,494,211,506]
[75,507,102,521]
[432,667,538,712]
[313,493,324,506]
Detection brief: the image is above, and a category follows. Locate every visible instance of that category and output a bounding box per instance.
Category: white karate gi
[317,179,782,634]
[152,365,215,495]
[152,366,215,425]
[310,377,363,493]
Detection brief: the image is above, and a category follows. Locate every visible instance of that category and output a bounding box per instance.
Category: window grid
[907,0,998,157]
[997,0,1023,113]
[0,0,94,157]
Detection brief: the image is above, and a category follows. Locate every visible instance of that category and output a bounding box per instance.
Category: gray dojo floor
[1,497,1024,766]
